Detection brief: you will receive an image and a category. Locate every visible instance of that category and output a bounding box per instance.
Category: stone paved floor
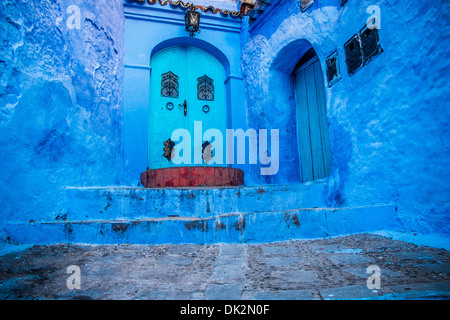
[0,233,449,300]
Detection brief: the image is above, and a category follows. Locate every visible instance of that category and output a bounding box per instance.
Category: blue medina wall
[0,0,125,225]
[122,0,246,184]
[241,0,450,236]
[0,0,448,246]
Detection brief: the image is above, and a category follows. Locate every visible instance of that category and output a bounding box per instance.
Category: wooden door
[294,56,332,182]
[148,46,226,169]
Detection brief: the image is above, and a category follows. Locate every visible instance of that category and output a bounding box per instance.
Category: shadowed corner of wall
[0,222,15,253]
[0,223,34,257]
[324,167,345,207]
[324,120,352,207]
[0,223,8,244]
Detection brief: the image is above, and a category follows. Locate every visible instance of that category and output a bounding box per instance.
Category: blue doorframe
[123,2,245,185]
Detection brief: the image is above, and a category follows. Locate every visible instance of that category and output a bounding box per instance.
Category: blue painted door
[148,46,226,169]
[294,56,332,182]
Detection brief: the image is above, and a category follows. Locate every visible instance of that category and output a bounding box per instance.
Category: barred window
[197,75,214,101]
[161,71,179,98]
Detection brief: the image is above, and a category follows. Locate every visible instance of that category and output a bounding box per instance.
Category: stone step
[3,204,400,245]
[63,183,330,221]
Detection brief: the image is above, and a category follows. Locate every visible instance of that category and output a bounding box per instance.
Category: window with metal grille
[161,71,179,98]
[197,75,214,101]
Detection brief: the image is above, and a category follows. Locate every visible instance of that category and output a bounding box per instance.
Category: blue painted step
[1,183,402,245]
[3,205,400,245]
[63,183,330,221]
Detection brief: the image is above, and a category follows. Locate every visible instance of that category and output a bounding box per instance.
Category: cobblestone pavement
[0,234,449,300]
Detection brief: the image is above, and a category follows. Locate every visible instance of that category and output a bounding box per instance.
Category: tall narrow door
[294,56,332,182]
[148,46,226,169]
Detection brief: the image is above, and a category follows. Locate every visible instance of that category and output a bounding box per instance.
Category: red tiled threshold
[140,167,244,188]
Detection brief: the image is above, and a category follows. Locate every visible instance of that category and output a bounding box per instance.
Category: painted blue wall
[0,0,448,246]
[240,0,450,236]
[0,0,125,225]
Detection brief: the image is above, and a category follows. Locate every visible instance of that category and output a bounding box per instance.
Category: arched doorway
[141,45,244,188]
[148,46,227,169]
[293,48,332,182]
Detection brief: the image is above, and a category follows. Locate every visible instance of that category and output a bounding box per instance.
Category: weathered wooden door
[148,46,226,169]
[294,55,332,182]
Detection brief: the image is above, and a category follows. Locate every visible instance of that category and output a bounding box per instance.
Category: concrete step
[63,183,330,221]
[3,204,400,245]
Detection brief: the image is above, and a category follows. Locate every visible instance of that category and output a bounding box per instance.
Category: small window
[344,25,382,76]
[360,25,382,64]
[326,51,341,87]
[161,71,179,98]
[344,35,363,75]
[197,75,214,101]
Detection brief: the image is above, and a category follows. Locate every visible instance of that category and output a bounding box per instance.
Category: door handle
[179,100,187,117]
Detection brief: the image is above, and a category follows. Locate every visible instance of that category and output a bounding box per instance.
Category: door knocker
[163,138,175,162]
[179,100,187,117]
[166,102,174,110]
[202,105,210,113]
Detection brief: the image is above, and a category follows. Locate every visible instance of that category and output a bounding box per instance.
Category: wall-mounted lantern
[185,5,201,37]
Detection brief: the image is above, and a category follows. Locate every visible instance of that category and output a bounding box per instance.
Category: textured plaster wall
[241,0,450,236]
[0,0,125,223]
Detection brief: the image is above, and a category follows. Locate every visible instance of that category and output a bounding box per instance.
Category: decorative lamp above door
[185,5,201,37]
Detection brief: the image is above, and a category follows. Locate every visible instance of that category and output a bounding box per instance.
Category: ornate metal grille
[197,75,214,101]
[161,71,179,98]
[360,25,382,64]
[344,35,363,75]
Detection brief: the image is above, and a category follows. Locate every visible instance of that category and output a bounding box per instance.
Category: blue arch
[150,37,231,77]
[150,37,233,132]
[270,38,315,73]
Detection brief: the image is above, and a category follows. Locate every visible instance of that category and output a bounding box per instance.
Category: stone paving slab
[261,246,299,256]
[390,251,442,261]
[328,254,374,266]
[319,285,395,300]
[270,270,319,284]
[344,267,403,279]
[251,289,317,300]
[313,244,356,253]
[265,257,304,267]
[205,283,243,300]
[386,282,450,299]
[219,244,244,256]
[419,262,450,274]
[0,233,449,300]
